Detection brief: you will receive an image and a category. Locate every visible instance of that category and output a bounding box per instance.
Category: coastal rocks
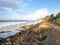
[22,24,34,29]
[30,22,53,34]
[14,30,47,45]
[0,22,53,45]
[22,22,53,35]
[39,22,52,29]
[4,38,12,45]
[0,31,12,34]
[0,38,5,45]
[0,29,48,45]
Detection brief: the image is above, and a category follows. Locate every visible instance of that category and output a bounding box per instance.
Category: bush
[38,43,43,45]
[56,18,60,24]
[45,16,51,21]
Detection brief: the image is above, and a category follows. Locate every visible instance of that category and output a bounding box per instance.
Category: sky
[0,0,60,20]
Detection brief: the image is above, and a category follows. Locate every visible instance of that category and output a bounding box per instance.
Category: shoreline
[0,21,53,45]
[0,22,26,39]
[0,19,58,45]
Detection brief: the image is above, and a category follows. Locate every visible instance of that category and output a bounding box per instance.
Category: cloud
[11,15,21,20]
[7,10,22,20]
[24,8,49,20]
[0,0,19,9]
[22,3,28,7]
[0,7,6,11]
[0,8,49,20]
[16,11,28,14]
[0,6,28,20]
[0,0,28,11]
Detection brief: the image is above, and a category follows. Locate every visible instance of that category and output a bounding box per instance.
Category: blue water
[0,20,36,38]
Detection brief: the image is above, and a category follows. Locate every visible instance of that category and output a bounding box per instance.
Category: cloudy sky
[0,0,60,20]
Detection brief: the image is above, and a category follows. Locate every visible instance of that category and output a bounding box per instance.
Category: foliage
[37,43,43,45]
[45,16,51,21]
[56,18,60,24]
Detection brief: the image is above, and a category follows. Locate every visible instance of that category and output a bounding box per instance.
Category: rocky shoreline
[0,21,53,45]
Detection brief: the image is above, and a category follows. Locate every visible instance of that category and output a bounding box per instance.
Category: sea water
[0,22,27,32]
[0,20,36,38]
[0,21,27,38]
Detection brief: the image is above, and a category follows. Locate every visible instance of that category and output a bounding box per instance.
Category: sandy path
[44,22,60,45]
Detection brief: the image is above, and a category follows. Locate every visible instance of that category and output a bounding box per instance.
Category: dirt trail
[48,21,60,29]
[44,22,60,45]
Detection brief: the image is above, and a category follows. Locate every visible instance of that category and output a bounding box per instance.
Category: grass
[37,43,43,45]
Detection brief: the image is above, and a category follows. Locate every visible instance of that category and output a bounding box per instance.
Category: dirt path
[44,22,60,45]
[48,21,60,29]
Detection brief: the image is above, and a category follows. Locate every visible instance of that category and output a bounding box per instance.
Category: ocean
[0,22,26,32]
[0,20,36,38]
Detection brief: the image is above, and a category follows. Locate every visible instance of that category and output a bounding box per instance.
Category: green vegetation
[37,43,43,45]
[56,18,60,24]
[45,13,60,25]
[45,16,51,21]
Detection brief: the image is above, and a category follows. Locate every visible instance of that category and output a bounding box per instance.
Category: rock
[0,21,54,45]
[4,38,12,45]
[0,38,5,45]
[22,24,34,29]
[39,22,52,29]
[0,31,12,34]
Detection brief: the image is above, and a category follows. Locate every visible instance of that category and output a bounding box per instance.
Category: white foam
[0,22,26,32]
[0,22,26,28]
[0,22,27,38]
